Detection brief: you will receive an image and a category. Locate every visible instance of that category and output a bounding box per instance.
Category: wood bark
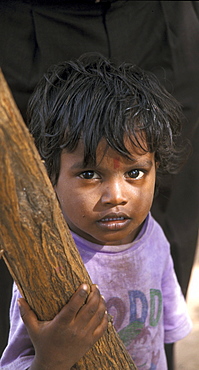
[0,70,137,369]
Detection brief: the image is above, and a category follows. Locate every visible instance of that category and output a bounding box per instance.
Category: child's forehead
[96,139,153,165]
[62,136,153,168]
[96,135,149,158]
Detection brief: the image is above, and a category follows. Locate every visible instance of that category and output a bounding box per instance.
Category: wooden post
[0,70,137,369]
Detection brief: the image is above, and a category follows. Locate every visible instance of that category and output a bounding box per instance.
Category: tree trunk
[0,70,137,369]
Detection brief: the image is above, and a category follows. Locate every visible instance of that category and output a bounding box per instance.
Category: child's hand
[18,284,108,370]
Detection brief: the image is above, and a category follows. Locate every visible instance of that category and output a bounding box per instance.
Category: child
[0,55,192,370]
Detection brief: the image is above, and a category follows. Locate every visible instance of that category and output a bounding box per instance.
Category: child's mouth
[101,216,126,222]
[97,215,131,231]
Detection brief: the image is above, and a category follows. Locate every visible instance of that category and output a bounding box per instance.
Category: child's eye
[127,169,145,180]
[79,171,99,179]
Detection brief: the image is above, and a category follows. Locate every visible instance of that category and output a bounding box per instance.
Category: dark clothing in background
[0,2,199,368]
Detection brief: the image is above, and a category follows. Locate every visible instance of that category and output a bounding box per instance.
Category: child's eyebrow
[70,161,89,170]
[132,159,154,167]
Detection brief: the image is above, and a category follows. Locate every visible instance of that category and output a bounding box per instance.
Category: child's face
[55,138,157,245]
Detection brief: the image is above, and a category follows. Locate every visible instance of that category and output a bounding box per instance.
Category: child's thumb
[18,298,38,333]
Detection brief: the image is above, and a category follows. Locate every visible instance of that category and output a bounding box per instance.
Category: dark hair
[27,54,187,185]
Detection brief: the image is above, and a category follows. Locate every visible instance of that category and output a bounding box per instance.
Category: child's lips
[97,213,131,231]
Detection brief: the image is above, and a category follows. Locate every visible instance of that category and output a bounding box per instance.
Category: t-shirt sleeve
[0,283,34,370]
[162,252,192,343]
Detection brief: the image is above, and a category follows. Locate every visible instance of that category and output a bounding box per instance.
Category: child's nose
[101,179,128,206]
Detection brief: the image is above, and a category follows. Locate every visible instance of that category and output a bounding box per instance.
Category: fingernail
[17,299,24,317]
[82,284,88,291]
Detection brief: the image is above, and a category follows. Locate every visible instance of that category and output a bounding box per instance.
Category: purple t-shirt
[0,213,192,370]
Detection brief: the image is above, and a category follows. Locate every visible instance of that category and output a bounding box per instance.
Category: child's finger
[55,284,89,324]
[92,309,108,341]
[77,286,108,342]
[17,298,39,337]
[77,285,107,327]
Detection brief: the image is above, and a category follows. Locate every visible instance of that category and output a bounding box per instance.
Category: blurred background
[176,236,199,370]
